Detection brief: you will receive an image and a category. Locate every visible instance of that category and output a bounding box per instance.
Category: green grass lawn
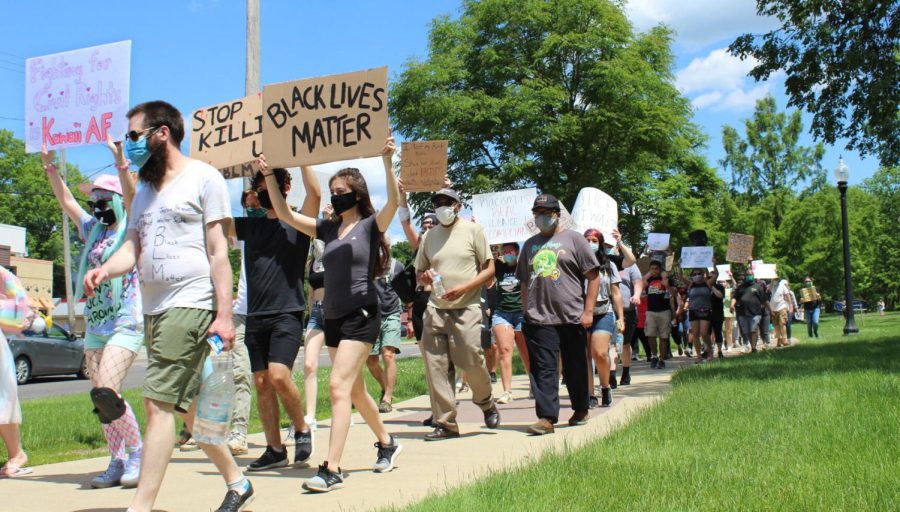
[4,343,431,466]
[400,312,900,512]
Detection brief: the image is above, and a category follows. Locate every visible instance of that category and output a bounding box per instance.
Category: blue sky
[0,0,880,242]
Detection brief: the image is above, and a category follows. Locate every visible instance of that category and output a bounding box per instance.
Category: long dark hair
[584,228,609,269]
[329,167,389,276]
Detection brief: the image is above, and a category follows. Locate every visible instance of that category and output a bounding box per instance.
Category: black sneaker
[373,435,403,473]
[588,396,599,409]
[657,359,666,369]
[490,372,498,383]
[620,367,631,385]
[650,357,659,369]
[609,371,618,389]
[215,481,254,512]
[303,463,345,493]
[601,387,612,407]
[247,445,288,472]
[294,429,313,467]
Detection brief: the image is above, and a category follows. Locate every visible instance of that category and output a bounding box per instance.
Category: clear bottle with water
[431,269,446,297]
[194,353,235,445]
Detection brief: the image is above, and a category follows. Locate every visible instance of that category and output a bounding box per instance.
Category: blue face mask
[124,135,152,168]
[503,254,517,265]
[605,247,615,255]
[589,242,600,253]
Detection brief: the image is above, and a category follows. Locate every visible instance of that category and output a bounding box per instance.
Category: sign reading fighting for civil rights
[471,188,537,244]
[24,40,131,153]
[261,67,389,167]
[190,94,262,179]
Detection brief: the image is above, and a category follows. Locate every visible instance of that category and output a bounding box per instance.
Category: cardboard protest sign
[755,263,777,279]
[716,264,732,281]
[571,187,617,239]
[25,40,131,153]
[525,204,578,236]
[400,140,448,192]
[680,246,714,269]
[190,94,262,179]
[800,286,818,303]
[647,233,670,251]
[637,256,652,276]
[261,67,389,167]
[726,233,754,263]
[471,188,537,244]
[665,254,675,272]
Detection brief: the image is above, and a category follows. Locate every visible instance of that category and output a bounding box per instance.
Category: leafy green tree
[391,0,705,243]
[0,129,88,294]
[390,240,414,265]
[730,1,899,165]
[863,166,900,308]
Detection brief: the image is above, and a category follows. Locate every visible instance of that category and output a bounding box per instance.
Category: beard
[138,138,169,189]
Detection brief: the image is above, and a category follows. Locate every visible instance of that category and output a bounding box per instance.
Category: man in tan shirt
[415,188,500,440]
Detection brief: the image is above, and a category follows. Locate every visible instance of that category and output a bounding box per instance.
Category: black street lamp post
[835,158,859,335]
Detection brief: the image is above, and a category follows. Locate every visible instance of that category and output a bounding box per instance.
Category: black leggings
[710,315,724,346]
[633,327,650,359]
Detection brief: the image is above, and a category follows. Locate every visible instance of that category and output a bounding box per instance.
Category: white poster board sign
[755,263,778,279]
[647,233,670,251]
[751,259,764,272]
[680,246,714,269]
[716,264,732,281]
[525,204,578,236]
[25,40,131,153]
[571,187,617,240]
[471,188,537,244]
[286,169,333,210]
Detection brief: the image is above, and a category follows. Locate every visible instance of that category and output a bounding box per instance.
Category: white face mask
[435,206,457,226]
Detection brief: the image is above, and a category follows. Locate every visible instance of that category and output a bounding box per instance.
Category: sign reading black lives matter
[261,67,389,167]
[190,94,263,179]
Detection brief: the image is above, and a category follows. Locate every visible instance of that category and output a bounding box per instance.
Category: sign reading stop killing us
[190,94,262,179]
[24,40,131,153]
[261,67,389,167]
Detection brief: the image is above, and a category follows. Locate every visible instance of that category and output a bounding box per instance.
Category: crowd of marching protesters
[0,100,824,512]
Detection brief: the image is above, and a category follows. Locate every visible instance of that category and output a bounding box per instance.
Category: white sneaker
[283,424,295,446]
[304,415,318,432]
[496,391,513,404]
[227,432,248,456]
[120,450,141,488]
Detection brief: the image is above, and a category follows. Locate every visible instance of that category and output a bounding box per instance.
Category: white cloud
[626,0,779,51]
[675,47,780,112]
[716,83,771,111]
[691,91,723,109]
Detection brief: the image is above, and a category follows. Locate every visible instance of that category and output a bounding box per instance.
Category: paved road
[19,342,421,401]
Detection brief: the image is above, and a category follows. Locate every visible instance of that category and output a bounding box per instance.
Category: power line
[0,57,23,68]
[0,65,24,74]
[0,50,25,59]
[0,116,24,121]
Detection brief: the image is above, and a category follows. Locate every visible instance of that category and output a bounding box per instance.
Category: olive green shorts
[143,308,214,413]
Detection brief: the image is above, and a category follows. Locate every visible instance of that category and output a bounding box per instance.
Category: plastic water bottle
[194,353,235,445]
[431,270,446,297]
[615,331,624,352]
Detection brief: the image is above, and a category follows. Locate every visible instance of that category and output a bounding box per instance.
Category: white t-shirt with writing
[128,160,231,315]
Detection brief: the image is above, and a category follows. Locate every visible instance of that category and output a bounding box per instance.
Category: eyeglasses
[124,126,160,142]
[432,200,455,208]
[87,199,110,211]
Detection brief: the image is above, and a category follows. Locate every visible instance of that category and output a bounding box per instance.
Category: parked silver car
[7,325,88,385]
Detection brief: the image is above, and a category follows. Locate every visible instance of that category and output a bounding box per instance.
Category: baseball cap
[432,188,460,204]
[532,193,561,211]
[77,174,123,196]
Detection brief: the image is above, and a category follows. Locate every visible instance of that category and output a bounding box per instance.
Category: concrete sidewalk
[3,357,694,512]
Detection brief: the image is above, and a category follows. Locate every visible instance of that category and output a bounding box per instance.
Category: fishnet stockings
[86,346,142,459]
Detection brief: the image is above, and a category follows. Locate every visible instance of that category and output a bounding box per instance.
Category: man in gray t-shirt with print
[516,194,600,435]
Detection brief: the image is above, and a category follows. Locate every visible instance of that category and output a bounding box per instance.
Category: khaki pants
[772,309,789,347]
[422,305,494,432]
[230,315,252,434]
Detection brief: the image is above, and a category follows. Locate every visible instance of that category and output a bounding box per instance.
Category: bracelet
[116,162,130,172]
[262,172,274,177]
[398,206,411,222]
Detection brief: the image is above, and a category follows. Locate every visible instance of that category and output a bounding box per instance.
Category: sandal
[176,428,192,447]
[1,463,33,478]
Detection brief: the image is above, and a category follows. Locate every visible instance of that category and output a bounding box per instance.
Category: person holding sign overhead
[260,137,403,493]
[686,269,722,363]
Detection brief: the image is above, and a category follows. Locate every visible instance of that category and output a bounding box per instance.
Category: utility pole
[245,0,260,188]
[59,148,76,331]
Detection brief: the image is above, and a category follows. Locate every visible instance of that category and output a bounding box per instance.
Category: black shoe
[373,435,403,473]
[609,371,618,389]
[657,359,666,369]
[620,367,631,385]
[422,415,433,427]
[215,481,254,512]
[650,357,659,369]
[601,387,612,407]
[568,410,589,426]
[483,404,501,429]
[490,372,498,383]
[247,445,288,472]
[560,376,567,386]
[424,426,460,441]
[588,396,599,409]
[294,429,313,466]
[302,463,345,493]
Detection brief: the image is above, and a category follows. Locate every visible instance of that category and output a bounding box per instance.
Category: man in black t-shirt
[232,167,318,471]
[733,269,767,353]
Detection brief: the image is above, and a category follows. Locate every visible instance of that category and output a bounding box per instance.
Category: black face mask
[608,253,625,269]
[331,192,358,215]
[257,189,273,209]
[94,208,117,226]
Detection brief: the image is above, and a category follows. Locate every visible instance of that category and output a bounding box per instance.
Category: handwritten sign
[716,264,732,281]
[25,40,131,153]
[190,94,262,179]
[400,140,448,192]
[471,188,537,244]
[800,286,818,303]
[261,67,389,167]
[526,203,578,235]
[755,263,777,279]
[571,187,617,239]
[751,259,764,272]
[647,233,670,251]
[726,233,754,263]
[680,246,714,269]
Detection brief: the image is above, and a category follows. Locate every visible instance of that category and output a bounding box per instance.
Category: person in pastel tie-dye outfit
[0,265,34,477]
